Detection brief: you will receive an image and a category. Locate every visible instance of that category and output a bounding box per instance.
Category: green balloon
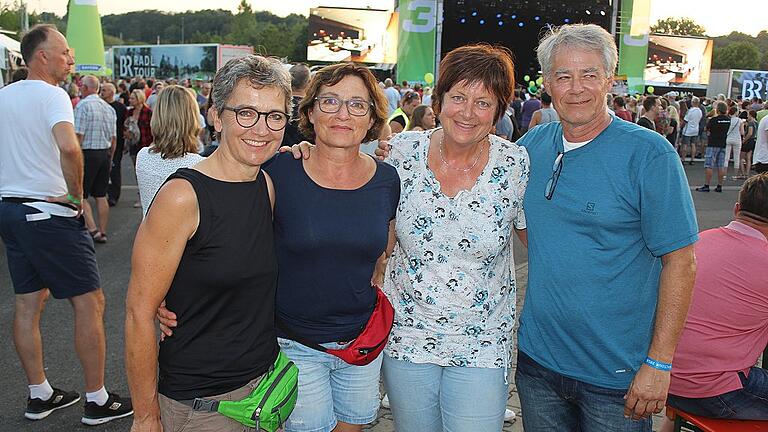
[536,77,543,85]
[647,86,655,94]
[523,75,530,82]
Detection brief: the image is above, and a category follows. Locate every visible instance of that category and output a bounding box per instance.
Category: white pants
[724,139,742,169]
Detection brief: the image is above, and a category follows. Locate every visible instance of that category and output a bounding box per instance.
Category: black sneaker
[25,388,81,420]
[695,185,710,192]
[81,393,133,426]
[715,185,722,193]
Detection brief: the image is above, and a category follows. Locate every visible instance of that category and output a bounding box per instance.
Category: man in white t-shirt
[680,97,703,165]
[754,115,768,174]
[0,25,132,425]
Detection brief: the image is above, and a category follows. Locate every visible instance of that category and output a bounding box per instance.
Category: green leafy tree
[650,17,707,36]
[712,41,760,70]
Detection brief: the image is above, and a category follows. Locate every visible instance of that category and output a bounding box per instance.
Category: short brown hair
[738,173,768,223]
[298,63,388,143]
[20,24,57,65]
[149,86,201,159]
[433,44,516,123]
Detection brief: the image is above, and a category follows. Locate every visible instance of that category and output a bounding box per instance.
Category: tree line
[2,3,767,71]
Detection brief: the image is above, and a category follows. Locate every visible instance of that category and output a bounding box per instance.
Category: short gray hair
[691,96,700,106]
[212,55,292,117]
[537,24,618,78]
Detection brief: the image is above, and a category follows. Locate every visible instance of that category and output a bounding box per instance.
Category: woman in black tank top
[125,56,292,432]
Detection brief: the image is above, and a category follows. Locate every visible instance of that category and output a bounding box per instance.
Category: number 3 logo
[403,0,436,33]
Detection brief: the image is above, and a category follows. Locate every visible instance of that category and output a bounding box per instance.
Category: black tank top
[158,168,278,400]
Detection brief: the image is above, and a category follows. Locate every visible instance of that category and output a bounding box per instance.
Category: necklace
[438,132,485,173]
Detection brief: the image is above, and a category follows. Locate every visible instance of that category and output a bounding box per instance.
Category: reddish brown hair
[432,44,516,122]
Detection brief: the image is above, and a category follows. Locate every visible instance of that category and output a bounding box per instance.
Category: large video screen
[307,7,398,64]
[644,34,713,89]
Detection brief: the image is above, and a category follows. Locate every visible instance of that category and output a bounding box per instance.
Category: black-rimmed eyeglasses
[222,106,288,131]
[315,96,373,117]
[544,152,564,200]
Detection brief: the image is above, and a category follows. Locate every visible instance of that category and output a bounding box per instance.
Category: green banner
[396,0,437,85]
[66,0,107,76]
[617,0,651,95]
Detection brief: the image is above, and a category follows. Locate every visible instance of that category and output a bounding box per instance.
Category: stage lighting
[498,20,504,26]
[472,11,478,16]
[511,14,517,19]
[564,18,570,23]
[518,22,524,27]
[534,15,540,21]
[496,13,502,18]
[479,19,485,24]
[600,10,606,16]
[585,9,591,15]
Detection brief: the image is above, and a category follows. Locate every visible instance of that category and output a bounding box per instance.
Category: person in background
[627,96,639,122]
[527,91,559,130]
[74,75,116,244]
[406,104,436,132]
[11,67,29,82]
[281,63,310,147]
[666,105,679,150]
[388,90,420,134]
[102,83,127,207]
[68,82,80,108]
[126,88,153,167]
[740,110,758,179]
[613,95,633,122]
[680,96,702,165]
[421,86,432,107]
[135,85,204,217]
[145,81,164,111]
[519,91,541,134]
[696,101,730,193]
[658,173,768,432]
[637,95,659,131]
[195,81,211,114]
[754,114,768,174]
[724,105,745,180]
[383,78,400,115]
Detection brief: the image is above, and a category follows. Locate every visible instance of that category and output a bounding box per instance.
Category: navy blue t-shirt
[266,152,400,343]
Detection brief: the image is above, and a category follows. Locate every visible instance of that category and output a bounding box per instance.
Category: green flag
[396,0,437,84]
[66,0,107,76]
[617,0,651,95]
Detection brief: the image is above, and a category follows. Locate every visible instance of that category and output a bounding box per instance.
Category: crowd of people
[1,21,767,432]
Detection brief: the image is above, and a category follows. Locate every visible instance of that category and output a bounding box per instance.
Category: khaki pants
[159,375,264,432]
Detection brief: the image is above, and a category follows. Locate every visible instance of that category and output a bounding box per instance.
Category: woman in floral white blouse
[380,44,529,431]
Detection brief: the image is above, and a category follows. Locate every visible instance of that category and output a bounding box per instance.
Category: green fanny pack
[183,350,298,431]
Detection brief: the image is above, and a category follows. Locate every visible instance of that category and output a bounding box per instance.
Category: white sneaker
[504,408,516,422]
[381,393,390,409]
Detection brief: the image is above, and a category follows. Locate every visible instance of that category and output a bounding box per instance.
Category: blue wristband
[645,357,672,371]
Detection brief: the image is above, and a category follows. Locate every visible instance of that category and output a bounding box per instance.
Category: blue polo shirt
[517,117,698,389]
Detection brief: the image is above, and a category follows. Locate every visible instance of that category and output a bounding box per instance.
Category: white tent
[0,33,22,87]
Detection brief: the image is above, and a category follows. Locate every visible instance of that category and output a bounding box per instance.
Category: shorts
[277,337,382,432]
[742,139,756,153]
[83,149,112,198]
[159,375,265,432]
[0,202,100,299]
[704,147,726,169]
[680,135,698,146]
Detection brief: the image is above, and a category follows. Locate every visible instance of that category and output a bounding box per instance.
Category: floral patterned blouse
[383,129,529,369]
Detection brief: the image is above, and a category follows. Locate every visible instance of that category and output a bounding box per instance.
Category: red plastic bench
[667,406,768,432]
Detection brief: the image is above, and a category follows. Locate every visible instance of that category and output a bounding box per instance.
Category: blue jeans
[668,368,768,420]
[277,338,382,432]
[382,354,508,432]
[515,351,651,432]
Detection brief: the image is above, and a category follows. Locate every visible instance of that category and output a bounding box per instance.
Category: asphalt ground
[0,160,746,431]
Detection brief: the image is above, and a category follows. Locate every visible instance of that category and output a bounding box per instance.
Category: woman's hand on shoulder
[278,141,314,160]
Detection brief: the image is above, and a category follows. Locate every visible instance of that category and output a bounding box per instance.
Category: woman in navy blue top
[270,63,399,432]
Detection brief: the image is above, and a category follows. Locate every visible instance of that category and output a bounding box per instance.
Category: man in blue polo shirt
[515,24,698,431]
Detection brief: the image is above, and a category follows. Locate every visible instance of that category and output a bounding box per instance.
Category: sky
[28,0,764,37]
